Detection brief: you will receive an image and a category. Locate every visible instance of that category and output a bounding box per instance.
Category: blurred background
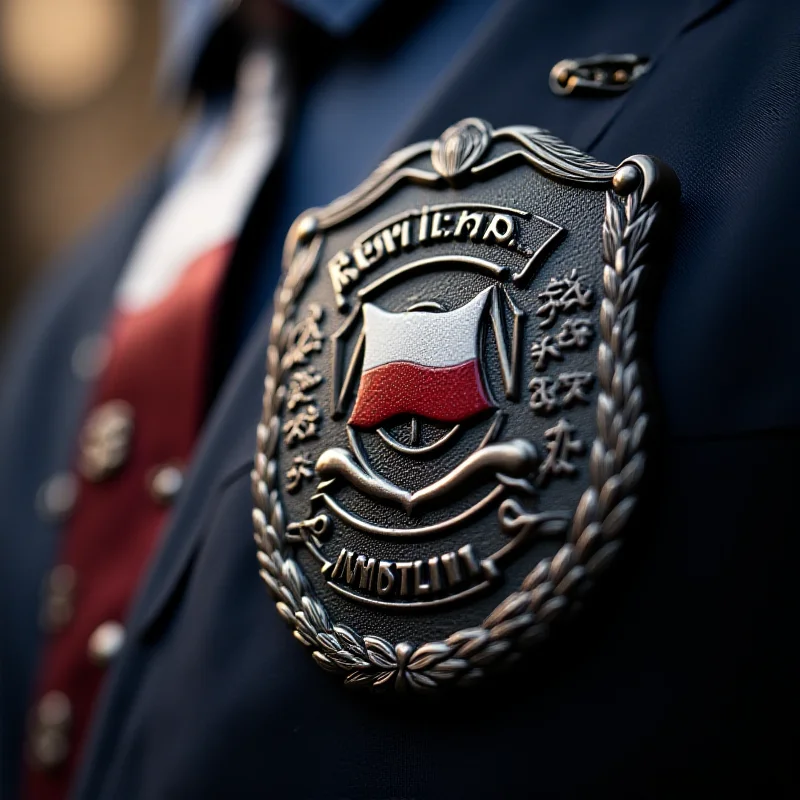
[0,0,181,332]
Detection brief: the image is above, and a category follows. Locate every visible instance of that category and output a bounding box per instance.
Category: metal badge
[253,119,678,691]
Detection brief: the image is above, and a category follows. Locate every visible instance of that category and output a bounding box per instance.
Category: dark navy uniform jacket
[2,0,799,797]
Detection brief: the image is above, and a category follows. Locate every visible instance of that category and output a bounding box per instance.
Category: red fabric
[24,242,233,800]
[348,359,494,429]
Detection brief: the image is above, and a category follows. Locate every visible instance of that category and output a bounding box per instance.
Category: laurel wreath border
[251,128,665,691]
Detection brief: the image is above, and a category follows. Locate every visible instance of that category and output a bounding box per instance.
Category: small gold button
[48,564,77,594]
[29,727,70,771]
[78,400,134,482]
[36,472,78,523]
[87,620,126,666]
[148,463,184,506]
[40,564,77,632]
[71,332,111,381]
[28,690,72,771]
[36,691,71,727]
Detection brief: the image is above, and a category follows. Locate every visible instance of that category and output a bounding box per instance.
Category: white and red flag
[349,288,495,429]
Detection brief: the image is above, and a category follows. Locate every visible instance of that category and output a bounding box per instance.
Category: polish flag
[349,288,495,429]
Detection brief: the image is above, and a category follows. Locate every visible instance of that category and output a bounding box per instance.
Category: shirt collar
[160,0,385,98]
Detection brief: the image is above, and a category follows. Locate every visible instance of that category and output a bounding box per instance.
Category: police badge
[253,119,678,690]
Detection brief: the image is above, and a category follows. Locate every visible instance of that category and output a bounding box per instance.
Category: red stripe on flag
[349,359,494,429]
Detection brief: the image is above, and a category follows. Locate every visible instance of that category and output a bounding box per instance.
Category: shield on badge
[252,118,678,691]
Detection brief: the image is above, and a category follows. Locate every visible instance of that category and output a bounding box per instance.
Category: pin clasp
[549,53,649,97]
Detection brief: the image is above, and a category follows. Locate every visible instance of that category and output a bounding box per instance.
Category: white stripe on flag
[361,287,491,372]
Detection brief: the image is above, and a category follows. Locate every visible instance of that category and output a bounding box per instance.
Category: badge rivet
[612,163,642,195]
[296,214,318,243]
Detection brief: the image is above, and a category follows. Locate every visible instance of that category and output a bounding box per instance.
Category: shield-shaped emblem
[253,118,678,690]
